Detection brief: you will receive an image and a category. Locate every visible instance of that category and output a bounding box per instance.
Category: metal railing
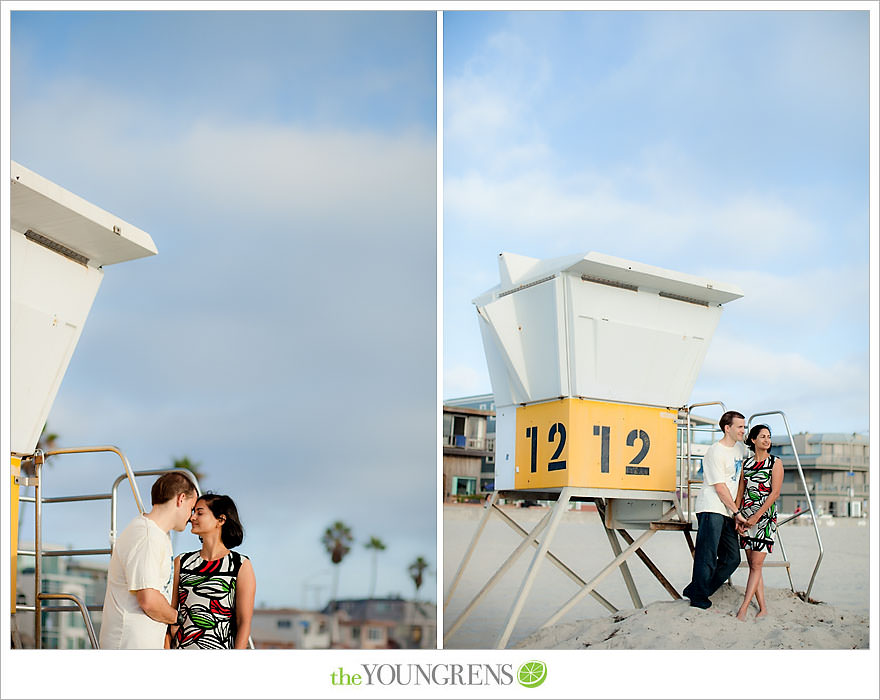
[680,401,727,521]
[443,434,495,451]
[747,410,823,600]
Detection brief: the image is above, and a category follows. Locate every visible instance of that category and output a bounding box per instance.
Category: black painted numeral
[524,422,568,473]
[548,422,567,471]
[593,425,611,473]
[525,426,538,473]
[625,429,650,475]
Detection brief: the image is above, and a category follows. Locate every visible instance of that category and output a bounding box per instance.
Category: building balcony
[779,454,869,469]
[442,434,495,454]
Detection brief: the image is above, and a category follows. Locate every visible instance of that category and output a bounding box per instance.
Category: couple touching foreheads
[99,472,256,649]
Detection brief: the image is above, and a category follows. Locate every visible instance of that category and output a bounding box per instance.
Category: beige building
[250,607,336,649]
[442,404,494,499]
[326,598,437,649]
[772,432,869,517]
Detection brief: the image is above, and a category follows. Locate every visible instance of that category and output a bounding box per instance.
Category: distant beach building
[443,396,496,498]
[250,607,336,649]
[772,433,870,517]
[321,597,437,649]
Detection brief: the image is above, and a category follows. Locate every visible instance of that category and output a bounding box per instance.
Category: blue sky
[444,10,872,436]
[8,10,437,610]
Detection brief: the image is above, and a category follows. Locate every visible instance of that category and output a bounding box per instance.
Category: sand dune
[513,583,868,650]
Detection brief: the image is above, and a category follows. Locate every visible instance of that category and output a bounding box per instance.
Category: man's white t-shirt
[694,440,748,516]
[99,515,173,649]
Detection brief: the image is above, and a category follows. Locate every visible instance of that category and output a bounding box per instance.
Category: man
[99,472,197,648]
[683,410,748,609]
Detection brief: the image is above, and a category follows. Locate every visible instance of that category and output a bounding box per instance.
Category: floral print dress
[174,550,247,649]
[739,454,778,553]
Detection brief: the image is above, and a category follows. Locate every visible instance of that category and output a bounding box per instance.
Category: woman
[734,424,783,620]
[171,493,256,648]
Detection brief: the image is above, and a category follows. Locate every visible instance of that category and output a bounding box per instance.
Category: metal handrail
[747,410,824,600]
[683,401,726,521]
[36,593,99,649]
[43,445,145,512]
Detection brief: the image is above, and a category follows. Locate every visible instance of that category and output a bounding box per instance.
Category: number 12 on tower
[514,398,677,491]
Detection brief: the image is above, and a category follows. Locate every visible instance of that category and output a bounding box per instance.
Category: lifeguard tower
[9,162,202,648]
[444,251,823,648]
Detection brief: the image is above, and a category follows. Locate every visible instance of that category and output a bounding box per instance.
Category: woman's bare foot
[736,608,748,621]
[756,609,768,619]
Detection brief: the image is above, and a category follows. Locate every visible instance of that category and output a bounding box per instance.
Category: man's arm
[135,588,178,625]
[713,483,746,525]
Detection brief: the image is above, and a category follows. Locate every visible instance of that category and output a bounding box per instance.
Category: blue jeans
[683,512,741,608]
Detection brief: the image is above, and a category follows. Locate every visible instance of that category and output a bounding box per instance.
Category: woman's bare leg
[754,552,768,617]
[736,550,762,620]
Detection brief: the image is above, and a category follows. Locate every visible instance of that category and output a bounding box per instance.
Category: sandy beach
[443,502,869,649]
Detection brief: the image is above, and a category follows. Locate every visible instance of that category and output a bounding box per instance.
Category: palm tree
[322,521,354,609]
[364,536,387,600]
[18,425,60,544]
[167,456,204,549]
[408,556,429,601]
[169,455,205,487]
[36,424,59,455]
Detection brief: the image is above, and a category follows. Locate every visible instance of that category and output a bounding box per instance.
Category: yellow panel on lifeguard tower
[11,457,21,612]
[514,398,678,491]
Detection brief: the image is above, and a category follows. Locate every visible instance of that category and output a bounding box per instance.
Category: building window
[351,626,361,639]
[368,628,383,641]
[452,476,477,496]
[453,415,467,446]
[277,619,292,629]
[411,626,423,644]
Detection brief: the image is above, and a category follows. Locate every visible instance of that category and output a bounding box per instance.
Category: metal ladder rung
[42,548,112,557]
[42,493,111,504]
[17,603,104,612]
[738,560,790,568]
[649,521,692,531]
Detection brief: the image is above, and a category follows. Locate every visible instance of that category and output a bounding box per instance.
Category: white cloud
[13,77,435,236]
[698,265,869,332]
[177,121,434,225]
[446,166,820,260]
[697,334,868,432]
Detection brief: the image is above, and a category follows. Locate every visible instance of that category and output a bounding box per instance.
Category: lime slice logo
[517,660,547,688]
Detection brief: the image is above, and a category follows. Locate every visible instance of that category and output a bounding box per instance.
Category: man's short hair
[151,472,197,506]
[719,410,745,431]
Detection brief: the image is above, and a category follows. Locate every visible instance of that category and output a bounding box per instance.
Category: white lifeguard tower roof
[474,251,743,307]
[11,161,157,267]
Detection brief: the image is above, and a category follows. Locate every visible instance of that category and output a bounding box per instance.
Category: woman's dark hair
[745,424,771,451]
[198,493,244,548]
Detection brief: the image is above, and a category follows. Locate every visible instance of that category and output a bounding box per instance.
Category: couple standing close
[98,472,256,649]
[683,411,784,620]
